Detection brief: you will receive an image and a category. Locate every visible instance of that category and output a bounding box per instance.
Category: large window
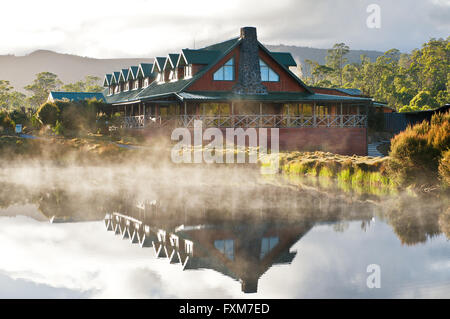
[213,57,235,81]
[214,239,234,261]
[260,237,279,259]
[260,59,279,82]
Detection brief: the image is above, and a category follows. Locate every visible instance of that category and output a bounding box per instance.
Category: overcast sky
[0,0,449,58]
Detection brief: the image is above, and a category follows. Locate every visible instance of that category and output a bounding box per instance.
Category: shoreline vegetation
[270,111,449,197]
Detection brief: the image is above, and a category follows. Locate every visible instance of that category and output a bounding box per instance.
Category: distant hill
[0,50,154,93]
[0,46,386,93]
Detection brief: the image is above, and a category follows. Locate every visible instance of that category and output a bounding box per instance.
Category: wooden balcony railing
[122,114,367,129]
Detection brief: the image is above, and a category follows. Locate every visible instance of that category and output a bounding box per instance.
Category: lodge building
[52,27,375,155]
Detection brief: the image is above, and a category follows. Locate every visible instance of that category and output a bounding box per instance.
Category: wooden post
[287,104,291,127]
[231,102,235,127]
[313,102,316,127]
[259,102,263,127]
[340,102,343,127]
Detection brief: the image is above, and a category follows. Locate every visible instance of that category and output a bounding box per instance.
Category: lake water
[0,166,449,298]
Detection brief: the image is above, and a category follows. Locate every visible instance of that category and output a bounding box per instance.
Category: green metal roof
[119,69,129,82]
[111,72,120,84]
[152,57,167,72]
[335,88,363,96]
[179,49,221,65]
[104,36,371,105]
[177,91,372,103]
[165,54,180,69]
[105,37,242,105]
[103,74,112,86]
[139,63,154,77]
[270,52,297,67]
[49,91,105,102]
[127,66,139,80]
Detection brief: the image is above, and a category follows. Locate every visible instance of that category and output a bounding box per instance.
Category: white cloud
[0,0,448,58]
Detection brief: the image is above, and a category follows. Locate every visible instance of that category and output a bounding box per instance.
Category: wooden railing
[122,114,367,129]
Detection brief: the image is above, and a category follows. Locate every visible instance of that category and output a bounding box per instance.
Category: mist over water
[0,162,449,298]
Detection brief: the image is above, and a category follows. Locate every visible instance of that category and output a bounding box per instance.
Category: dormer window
[213,57,234,81]
[144,78,149,87]
[260,59,279,82]
[169,70,177,81]
[184,65,192,79]
[157,72,165,83]
[108,87,113,95]
[114,85,120,94]
[134,80,140,90]
[124,82,129,91]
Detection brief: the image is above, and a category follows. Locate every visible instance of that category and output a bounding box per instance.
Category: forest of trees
[300,37,449,112]
[0,36,449,116]
[0,73,103,113]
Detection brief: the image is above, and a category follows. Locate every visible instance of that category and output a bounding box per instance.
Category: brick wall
[130,126,367,156]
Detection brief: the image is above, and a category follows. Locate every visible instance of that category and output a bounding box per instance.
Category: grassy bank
[273,151,396,195]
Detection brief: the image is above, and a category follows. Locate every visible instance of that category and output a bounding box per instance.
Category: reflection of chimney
[240,276,258,294]
[232,27,268,95]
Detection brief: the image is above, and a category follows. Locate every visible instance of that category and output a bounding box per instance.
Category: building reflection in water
[102,186,372,294]
[1,181,448,294]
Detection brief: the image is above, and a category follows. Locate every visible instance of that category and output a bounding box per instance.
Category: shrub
[388,111,450,186]
[36,102,60,126]
[0,110,15,133]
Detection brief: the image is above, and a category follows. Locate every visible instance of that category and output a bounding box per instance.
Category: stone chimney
[232,27,268,95]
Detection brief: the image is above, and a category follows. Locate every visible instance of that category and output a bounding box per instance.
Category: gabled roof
[105,38,242,105]
[164,54,180,70]
[126,66,139,81]
[111,72,120,84]
[49,91,105,102]
[178,49,221,66]
[104,35,316,104]
[270,52,297,67]
[257,42,313,94]
[118,69,129,83]
[138,63,154,78]
[334,88,363,96]
[103,74,112,86]
[152,57,167,73]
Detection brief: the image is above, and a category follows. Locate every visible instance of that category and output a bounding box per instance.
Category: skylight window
[260,59,280,82]
[213,57,235,81]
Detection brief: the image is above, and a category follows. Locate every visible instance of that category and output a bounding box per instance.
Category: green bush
[0,110,15,133]
[36,102,60,126]
[388,110,450,185]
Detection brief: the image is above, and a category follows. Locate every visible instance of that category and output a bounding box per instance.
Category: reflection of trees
[385,196,448,245]
[1,178,449,244]
[439,207,450,240]
[0,182,38,209]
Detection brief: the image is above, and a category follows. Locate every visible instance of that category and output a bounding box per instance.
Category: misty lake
[0,165,449,298]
